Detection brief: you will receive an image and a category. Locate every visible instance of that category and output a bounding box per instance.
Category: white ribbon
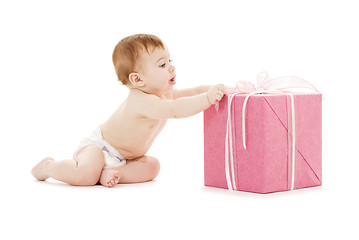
[224,72,319,191]
[225,94,238,191]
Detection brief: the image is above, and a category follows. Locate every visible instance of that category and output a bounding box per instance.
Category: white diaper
[74,127,126,168]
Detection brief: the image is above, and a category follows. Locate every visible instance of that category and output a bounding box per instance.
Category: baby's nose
[169,64,175,72]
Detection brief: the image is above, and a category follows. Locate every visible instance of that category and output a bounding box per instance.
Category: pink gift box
[204,92,322,193]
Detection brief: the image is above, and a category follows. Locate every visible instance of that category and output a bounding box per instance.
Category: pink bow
[236,71,319,93]
[215,71,319,111]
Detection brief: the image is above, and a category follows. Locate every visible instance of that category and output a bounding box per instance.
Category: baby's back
[100,92,167,160]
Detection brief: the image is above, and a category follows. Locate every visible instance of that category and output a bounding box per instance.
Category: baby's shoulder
[128,89,162,103]
[126,90,160,113]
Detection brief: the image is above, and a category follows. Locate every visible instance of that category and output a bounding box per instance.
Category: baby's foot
[99,168,121,188]
[31,157,54,181]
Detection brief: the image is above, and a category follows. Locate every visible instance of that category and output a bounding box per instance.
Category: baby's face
[138,45,176,96]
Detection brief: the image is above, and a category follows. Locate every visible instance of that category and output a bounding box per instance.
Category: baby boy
[31,34,225,187]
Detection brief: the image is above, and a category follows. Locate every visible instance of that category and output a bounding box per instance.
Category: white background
[1,0,358,239]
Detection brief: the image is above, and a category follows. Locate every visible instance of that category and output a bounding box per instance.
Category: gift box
[203,73,322,193]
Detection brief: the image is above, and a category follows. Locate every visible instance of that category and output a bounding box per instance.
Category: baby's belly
[101,120,167,159]
[112,134,159,159]
[116,145,150,160]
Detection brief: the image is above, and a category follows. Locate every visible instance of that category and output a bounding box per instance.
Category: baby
[31,34,225,187]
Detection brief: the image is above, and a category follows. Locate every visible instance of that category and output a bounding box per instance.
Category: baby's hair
[112,34,164,85]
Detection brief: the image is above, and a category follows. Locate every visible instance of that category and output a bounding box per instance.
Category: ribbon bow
[235,71,318,93]
[223,71,319,191]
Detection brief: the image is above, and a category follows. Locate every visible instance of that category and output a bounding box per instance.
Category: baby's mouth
[169,75,176,85]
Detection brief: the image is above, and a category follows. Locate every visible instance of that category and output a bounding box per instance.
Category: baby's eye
[159,60,173,68]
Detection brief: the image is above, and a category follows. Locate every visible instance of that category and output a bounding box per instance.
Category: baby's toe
[107,180,114,187]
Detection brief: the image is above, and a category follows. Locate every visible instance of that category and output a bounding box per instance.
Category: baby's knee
[72,145,104,186]
[73,176,99,186]
[143,156,160,180]
[72,169,100,186]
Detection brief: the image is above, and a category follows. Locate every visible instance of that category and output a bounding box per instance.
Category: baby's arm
[138,84,225,119]
[172,85,211,99]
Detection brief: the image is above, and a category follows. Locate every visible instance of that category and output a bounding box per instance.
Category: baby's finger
[218,86,226,94]
[217,91,224,98]
[217,93,223,101]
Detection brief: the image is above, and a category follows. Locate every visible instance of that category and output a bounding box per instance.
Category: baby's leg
[100,155,160,185]
[31,145,105,186]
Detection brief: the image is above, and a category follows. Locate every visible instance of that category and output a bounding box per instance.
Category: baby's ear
[129,73,145,87]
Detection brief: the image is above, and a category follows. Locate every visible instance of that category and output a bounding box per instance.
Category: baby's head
[112,34,167,82]
[113,34,176,95]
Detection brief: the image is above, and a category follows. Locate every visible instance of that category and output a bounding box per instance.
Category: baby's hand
[207,84,225,105]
